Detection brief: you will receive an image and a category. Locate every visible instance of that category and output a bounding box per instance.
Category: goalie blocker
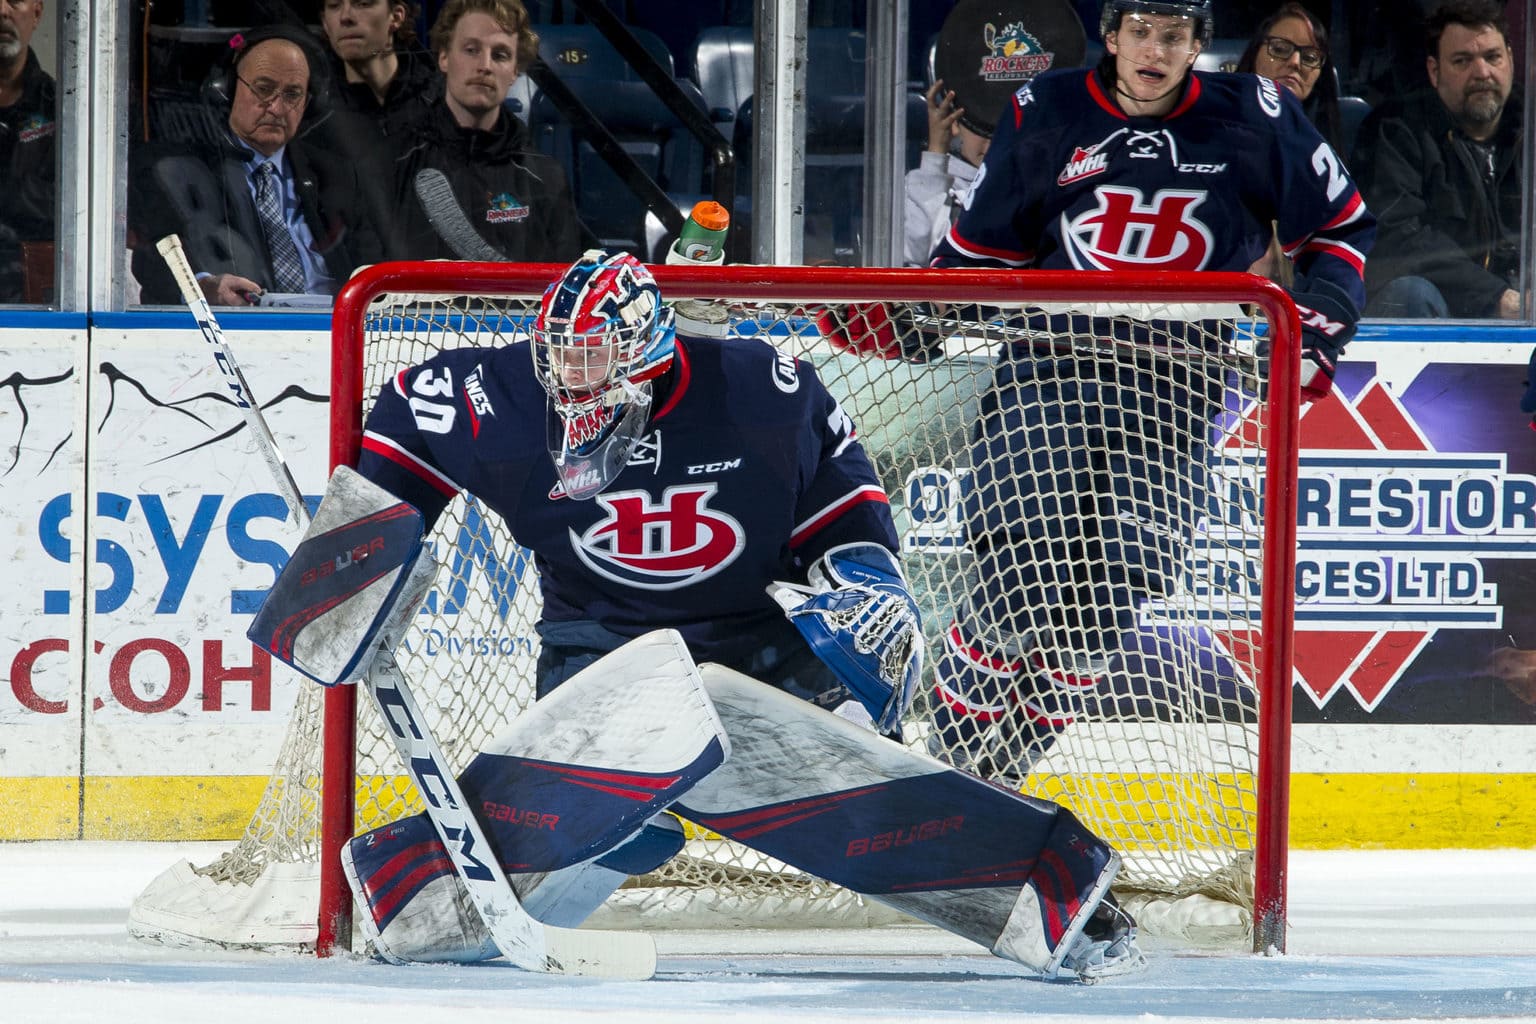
[248,466,437,686]
[344,631,1142,982]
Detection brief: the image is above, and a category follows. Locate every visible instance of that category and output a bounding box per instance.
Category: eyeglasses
[1262,36,1326,70]
[237,74,309,111]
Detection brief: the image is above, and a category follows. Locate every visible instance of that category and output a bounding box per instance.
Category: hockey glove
[768,543,924,733]
[1287,285,1359,404]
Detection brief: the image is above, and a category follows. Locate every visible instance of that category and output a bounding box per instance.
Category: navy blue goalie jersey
[355,334,899,668]
[932,67,1376,321]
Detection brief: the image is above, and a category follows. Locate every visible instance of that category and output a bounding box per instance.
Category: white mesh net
[129,269,1292,953]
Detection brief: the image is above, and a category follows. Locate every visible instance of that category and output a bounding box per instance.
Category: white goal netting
[129,265,1297,955]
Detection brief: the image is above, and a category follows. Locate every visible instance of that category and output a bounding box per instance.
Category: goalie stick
[413,168,510,262]
[154,234,656,980]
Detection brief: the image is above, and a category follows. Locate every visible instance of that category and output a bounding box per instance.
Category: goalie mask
[531,249,677,500]
[1100,0,1213,46]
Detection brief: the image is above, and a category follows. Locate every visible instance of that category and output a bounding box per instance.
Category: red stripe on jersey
[1300,238,1368,276]
[933,680,1009,723]
[942,224,1033,266]
[1166,72,1203,119]
[946,623,1025,676]
[361,432,461,498]
[1085,70,1126,120]
[1319,190,1366,232]
[790,485,890,547]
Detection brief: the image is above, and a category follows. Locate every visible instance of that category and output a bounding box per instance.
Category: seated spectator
[320,0,440,148]
[1350,0,1521,319]
[1236,3,1342,285]
[0,0,55,304]
[1237,4,1343,151]
[904,78,988,268]
[389,0,580,262]
[130,26,385,306]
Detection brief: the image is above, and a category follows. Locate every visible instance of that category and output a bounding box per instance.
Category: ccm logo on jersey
[1294,302,1347,337]
[688,458,742,475]
[299,537,384,586]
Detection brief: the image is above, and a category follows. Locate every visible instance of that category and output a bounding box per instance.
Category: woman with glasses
[1237,3,1343,152]
[1237,4,1344,284]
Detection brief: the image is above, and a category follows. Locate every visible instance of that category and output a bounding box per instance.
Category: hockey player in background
[926,0,1375,779]
[266,249,1142,979]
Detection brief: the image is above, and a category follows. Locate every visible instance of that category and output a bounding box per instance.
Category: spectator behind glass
[320,0,440,145]
[903,78,990,267]
[129,27,385,305]
[1236,3,1341,284]
[389,0,580,262]
[0,0,55,304]
[1350,0,1522,319]
[1236,4,1342,151]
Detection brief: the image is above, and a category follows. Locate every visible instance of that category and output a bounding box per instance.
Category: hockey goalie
[248,250,1143,982]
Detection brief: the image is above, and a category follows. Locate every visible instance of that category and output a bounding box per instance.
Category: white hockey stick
[155,234,657,980]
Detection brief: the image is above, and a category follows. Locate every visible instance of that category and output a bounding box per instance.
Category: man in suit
[131,26,384,305]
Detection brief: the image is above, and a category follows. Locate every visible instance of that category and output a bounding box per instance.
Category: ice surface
[1,842,1533,1023]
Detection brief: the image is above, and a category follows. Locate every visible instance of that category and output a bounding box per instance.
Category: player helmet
[530,248,677,500]
[1099,0,1213,47]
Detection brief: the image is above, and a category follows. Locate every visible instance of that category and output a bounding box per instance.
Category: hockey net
[129,263,1299,956]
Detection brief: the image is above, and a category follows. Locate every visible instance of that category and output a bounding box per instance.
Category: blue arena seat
[530,24,710,254]
[693,25,754,124]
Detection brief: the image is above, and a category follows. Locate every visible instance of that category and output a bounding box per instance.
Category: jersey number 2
[1311,143,1348,203]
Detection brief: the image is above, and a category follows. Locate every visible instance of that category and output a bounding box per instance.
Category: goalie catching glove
[768,543,923,733]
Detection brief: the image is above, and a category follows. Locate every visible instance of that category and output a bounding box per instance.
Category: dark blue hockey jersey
[355,334,899,668]
[932,67,1375,323]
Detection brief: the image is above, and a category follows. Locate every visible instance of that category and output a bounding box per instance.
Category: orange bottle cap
[691,201,730,232]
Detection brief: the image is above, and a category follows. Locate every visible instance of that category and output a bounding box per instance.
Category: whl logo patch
[1058,144,1108,185]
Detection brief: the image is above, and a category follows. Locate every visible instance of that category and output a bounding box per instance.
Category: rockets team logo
[978,22,1055,82]
[486,192,530,224]
[571,484,745,589]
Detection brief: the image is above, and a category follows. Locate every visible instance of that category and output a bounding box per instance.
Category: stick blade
[542,925,657,980]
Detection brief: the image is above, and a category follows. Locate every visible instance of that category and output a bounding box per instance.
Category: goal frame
[325,261,1302,957]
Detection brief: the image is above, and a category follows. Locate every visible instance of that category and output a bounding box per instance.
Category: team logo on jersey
[1061,186,1214,271]
[1057,143,1109,185]
[18,114,54,144]
[462,365,494,437]
[570,483,745,589]
[978,22,1055,82]
[485,193,530,224]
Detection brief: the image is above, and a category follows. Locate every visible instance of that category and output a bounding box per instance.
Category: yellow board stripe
[2,774,1535,847]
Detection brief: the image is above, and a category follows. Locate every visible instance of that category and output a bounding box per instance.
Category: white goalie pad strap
[248,466,434,685]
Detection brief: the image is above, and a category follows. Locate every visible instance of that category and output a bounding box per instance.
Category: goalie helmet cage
[142,262,1301,959]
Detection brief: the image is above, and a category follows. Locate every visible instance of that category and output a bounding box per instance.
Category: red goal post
[313,263,1301,956]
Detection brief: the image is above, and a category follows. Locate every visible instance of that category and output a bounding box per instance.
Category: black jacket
[390,100,582,262]
[130,132,386,304]
[325,47,442,147]
[1349,87,1522,317]
[0,49,57,303]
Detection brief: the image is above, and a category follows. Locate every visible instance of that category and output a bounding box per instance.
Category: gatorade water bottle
[668,201,730,266]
